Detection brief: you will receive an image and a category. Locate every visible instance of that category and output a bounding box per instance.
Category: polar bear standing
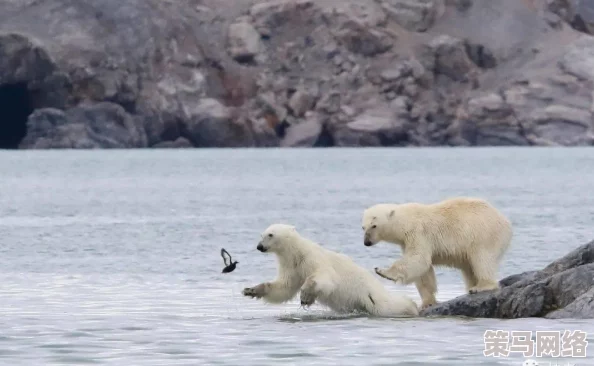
[242,224,419,317]
[361,197,512,309]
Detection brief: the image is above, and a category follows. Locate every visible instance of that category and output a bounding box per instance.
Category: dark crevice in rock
[313,123,335,147]
[465,42,497,69]
[233,54,257,66]
[110,99,137,115]
[570,15,591,35]
[176,118,197,147]
[160,118,184,143]
[0,82,34,149]
[274,120,290,138]
[378,128,410,146]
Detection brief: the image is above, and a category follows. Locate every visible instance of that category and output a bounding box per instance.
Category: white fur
[361,197,513,309]
[242,224,419,317]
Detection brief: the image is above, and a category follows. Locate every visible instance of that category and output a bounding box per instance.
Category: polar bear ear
[388,210,395,218]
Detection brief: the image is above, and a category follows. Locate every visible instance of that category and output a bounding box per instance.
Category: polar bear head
[362,204,405,247]
[256,224,298,254]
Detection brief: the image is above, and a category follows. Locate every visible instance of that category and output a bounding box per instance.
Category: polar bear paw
[375,267,405,284]
[300,291,316,307]
[242,287,260,298]
[242,284,266,299]
[468,283,499,294]
[420,301,437,311]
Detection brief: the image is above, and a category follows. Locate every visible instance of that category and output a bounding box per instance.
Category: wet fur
[243,224,419,317]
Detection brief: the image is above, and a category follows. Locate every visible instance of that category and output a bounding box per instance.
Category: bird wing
[220,248,231,266]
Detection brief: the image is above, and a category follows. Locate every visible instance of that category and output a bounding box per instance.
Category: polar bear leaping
[242,224,419,317]
[361,197,513,310]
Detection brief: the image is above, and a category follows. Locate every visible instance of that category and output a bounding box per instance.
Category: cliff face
[0,0,593,149]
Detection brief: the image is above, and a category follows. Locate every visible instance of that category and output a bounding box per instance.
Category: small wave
[277,310,369,323]
[50,356,100,364]
[266,351,316,359]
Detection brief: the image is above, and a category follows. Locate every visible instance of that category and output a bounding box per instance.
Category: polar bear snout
[363,231,378,247]
[257,243,268,252]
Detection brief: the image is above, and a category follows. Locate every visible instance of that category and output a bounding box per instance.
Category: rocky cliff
[1,0,594,149]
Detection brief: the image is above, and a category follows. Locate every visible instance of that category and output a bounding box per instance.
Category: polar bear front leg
[415,266,438,310]
[243,280,301,303]
[375,249,432,286]
[242,282,270,299]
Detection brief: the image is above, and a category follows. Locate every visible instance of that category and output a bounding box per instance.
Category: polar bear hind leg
[460,263,478,293]
[467,251,500,294]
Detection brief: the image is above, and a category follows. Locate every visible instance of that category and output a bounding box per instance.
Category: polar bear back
[378,197,513,261]
[295,238,418,316]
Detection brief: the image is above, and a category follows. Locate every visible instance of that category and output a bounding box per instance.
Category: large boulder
[182,98,254,148]
[331,103,410,146]
[20,102,147,149]
[0,33,57,87]
[422,35,477,82]
[280,112,327,147]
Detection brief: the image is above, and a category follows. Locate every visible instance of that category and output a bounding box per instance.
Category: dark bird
[221,248,238,273]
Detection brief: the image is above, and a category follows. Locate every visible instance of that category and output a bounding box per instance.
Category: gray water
[1,148,594,366]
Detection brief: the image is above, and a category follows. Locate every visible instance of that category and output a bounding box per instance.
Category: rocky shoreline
[421,239,594,319]
[0,0,594,149]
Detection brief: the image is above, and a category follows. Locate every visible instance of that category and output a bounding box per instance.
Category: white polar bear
[361,197,512,309]
[242,224,419,317]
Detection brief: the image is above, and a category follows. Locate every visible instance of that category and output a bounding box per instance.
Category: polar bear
[361,197,512,309]
[242,224,419,317]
